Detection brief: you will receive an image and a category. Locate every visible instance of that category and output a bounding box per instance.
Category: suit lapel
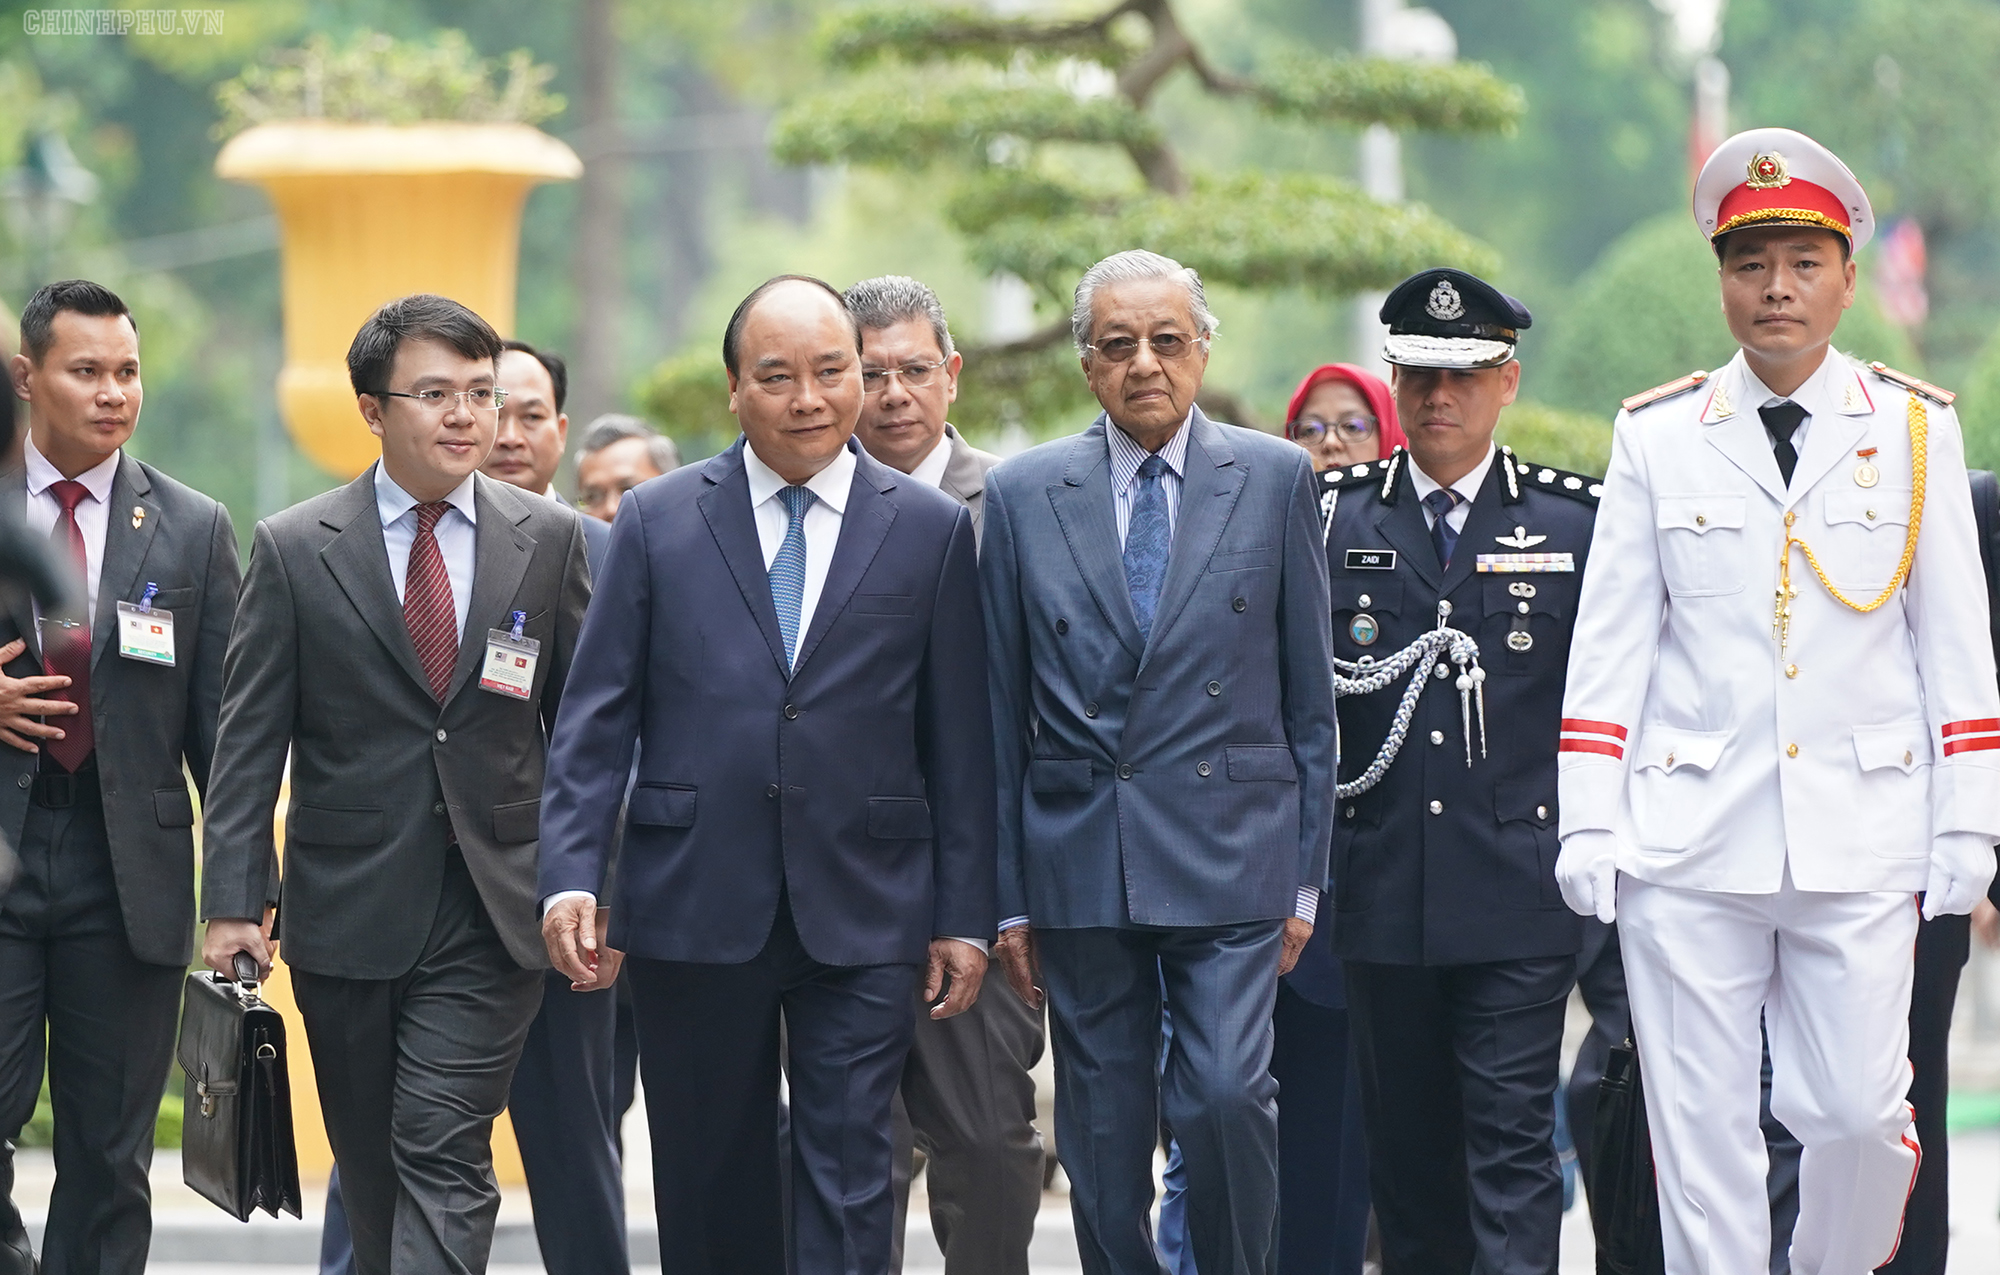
[1785,360,1869,503]
[91,455,158,670]
[697,442,791,679]
[937,428,985,506]
[442,475,536,703]
[1144,411,1246,661]
[1047,422,1144,660]
[318,466,433,699]
[1702,358,1791,506]
[2,474,38,664]
[1374,463,1442,591]
[791,453,898,678]
[1437,459,1511,598]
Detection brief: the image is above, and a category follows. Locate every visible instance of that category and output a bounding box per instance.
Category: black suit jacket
[1324,449,1595,965]
[0,456,239,965]
[201,467,591,978]
[540,437,997,967]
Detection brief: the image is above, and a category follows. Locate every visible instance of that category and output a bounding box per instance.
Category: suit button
[1056,618,1069,635]
[435,729,447,743]
[1516,601,1531,615]
[13,774,25,789]
[1357,594,1372,608]
[767,784,780,798]
[1785,664,1799,678]
[1197,762,1211,777]
[1536,805,1548,820]
[1118,764,1133,780]
[432,802,445,816]
[1206,681,1221,696]
[1084,702,1099,718]
[1430,730,1444,745]
[1428,800,1443,815]
[1787,743,1799,758]
[784,704,799,720]
[1342,805,1355,819]
[1232,597,1246,612]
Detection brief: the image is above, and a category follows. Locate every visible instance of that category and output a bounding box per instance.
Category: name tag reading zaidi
[116,583,175,665]
[479,610,540,700]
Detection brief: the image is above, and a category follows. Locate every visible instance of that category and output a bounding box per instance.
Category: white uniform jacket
[1559,348,2000,894]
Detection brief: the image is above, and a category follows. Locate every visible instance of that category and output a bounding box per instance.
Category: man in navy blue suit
[982,249,1337,1275]
[538,275,997,1275]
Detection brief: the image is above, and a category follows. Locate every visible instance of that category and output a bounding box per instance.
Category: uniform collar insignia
[1703,379,1736,422]
[1496,525,1547,549]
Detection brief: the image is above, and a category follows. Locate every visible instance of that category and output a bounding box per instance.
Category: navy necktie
[770,484,816,671]
[1760,401,1807,487]
[1124,454,1171,642]
[1424,488,1462,569]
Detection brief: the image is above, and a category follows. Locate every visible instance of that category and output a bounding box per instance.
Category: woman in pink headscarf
[1284,363,1406,472]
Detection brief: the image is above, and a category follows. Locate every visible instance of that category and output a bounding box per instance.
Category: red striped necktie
[403,501,459,702]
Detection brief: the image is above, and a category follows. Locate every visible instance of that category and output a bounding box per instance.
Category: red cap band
[1714,177,1852,243]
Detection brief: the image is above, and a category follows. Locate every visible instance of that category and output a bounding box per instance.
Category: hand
[1277,917,1313,976]
[1556,830,1620,924]
[1921,832,1996,920]
[0,638,76,754]
[1974,899,2000,949]
[203,916,273,980]
[925,939,988,1019]
[568,906,624,993]
[542,895,604,987]
[994,925,1042,1010]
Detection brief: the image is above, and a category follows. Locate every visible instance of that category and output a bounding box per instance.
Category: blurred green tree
[644,0,1527,445]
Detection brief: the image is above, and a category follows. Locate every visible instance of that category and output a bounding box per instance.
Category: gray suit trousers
[890,981,1046,1275]
[293,851,541,1275]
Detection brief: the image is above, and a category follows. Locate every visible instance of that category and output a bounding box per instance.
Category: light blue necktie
[1124,454,1171,642]
[770,484,816,671]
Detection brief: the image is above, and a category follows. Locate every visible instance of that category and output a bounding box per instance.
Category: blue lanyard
[510,610,526,640]
[139,582,159,613]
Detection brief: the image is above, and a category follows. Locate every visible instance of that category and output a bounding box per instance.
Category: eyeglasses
[1083,333,1203,363]
[1289,414,1377,445]
[369,386,509,413]
[860,360,949,395]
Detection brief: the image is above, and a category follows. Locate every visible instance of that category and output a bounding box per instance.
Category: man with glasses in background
[845,274,1044,1275]
[201,294,592,1275]
[574,414,680,523]
[981,249,1335,1275]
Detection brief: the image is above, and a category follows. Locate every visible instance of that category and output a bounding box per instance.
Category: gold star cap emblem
[1746,151,1792,190]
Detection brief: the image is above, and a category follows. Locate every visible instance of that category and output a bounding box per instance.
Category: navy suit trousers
[1039,923,1283,1275]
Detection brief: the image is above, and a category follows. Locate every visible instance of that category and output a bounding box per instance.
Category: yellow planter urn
[215,121,582,479]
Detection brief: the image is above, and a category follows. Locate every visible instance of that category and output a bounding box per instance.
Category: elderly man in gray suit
[982,250,1336,1275]
[0,280,240,1275]
[201,294,591,1275]
[846,274,1043,1275]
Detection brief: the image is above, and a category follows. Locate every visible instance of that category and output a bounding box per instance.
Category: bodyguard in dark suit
[847,274,1045,1275]
[1324,269,1590,1274]
[538,275,997,1275]
[201,295,591,1275]
[983,250,1337,1275]
[0,280,240,1275]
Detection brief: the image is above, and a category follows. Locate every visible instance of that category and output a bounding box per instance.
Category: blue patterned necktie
[770,484,817,671]
[1424,487,1462,569]
[1124,453,1172,642]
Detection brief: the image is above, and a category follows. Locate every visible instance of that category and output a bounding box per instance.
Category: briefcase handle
[221,951,264,1005]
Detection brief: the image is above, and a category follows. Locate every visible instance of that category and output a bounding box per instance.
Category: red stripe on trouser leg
[1875,1102,1921,1269]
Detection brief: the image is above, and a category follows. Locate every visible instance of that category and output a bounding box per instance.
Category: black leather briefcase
[177,954,302,1221]
[1590,1037,1666,1275]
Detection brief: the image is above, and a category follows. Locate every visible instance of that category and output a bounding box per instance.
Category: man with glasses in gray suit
[981,249,1336,1275]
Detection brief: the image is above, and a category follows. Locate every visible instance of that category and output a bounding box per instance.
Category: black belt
[32,759,99,809]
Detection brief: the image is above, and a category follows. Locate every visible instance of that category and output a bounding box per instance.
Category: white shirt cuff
[941,936,989,956]
[1295,887,1319,925]
[541,889,595,918]
[998,915,1031,932]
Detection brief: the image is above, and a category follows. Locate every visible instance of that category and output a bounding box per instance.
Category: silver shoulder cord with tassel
[1321,478,1487,800]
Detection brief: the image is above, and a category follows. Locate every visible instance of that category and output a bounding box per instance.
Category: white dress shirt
[743,440,855,667]
[24,434,120,627]
[1741,345,1848,453]
[1410,443,1499,533]
[1107,416,1190,545]
[376,464,477,639]
[907,433,954,490]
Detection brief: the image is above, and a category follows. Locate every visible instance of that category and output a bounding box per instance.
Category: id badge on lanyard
[116,582,175,666]
[479,610,540,699]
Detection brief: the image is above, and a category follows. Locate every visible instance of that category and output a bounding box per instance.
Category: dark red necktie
[403,502,459,702]
[44,480,94,772]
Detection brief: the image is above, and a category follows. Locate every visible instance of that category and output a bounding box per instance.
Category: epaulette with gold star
[1502,453,1605,507]
[1621,370,1709,415]
[1868,361,1955,406]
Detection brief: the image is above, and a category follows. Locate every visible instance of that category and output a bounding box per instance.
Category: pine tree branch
[817,3,1140,70]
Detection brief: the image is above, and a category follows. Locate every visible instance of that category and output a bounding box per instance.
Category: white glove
[1921,831,1998,919]
[1556,829,1620,924]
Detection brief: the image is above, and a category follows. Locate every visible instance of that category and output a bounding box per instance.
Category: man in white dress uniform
[1555,127,2000,1274]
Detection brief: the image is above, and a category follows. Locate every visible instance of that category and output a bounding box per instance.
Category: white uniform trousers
[1618,870,1919,1275]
